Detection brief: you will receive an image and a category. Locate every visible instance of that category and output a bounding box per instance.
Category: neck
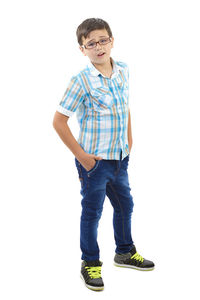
[92,57,113,78]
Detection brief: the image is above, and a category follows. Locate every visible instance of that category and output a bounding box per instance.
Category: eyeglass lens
[85,37,111,49]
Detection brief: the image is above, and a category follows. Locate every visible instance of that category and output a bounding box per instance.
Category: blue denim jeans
[75,151,134,261]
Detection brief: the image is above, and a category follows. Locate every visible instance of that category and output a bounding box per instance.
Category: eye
[100,39,108,43]
[87,42,96,48]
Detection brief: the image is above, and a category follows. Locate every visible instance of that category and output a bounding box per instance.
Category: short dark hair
[76,18,113,46]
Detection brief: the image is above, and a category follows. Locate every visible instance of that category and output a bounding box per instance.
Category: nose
[96,41,102,50]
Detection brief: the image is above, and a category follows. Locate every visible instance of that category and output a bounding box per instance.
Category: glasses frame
[81,37,112,50]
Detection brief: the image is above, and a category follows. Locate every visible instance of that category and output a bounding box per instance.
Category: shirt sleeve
[57,75,85,117]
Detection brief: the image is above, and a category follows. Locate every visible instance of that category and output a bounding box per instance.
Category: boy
[53,18,154,291]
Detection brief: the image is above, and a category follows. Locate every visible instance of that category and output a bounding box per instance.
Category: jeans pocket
[87,160,101,177]
[75,158,84,186]
[121,154,129,170]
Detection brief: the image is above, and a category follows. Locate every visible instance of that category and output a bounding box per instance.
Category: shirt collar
[87,57,123,79]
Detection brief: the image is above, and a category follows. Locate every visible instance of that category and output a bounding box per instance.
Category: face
[79,29,114,65]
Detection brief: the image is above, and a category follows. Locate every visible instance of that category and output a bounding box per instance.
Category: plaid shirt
[57,57,130,160]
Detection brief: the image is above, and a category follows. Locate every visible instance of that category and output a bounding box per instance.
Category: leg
[106,155,134,253]
[80,184,106,261]
[75,157,107,261]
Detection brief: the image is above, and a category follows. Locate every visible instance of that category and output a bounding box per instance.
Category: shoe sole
[80,273,104,291]
[114,262,154,271]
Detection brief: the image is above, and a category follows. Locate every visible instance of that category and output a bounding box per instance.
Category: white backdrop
[1,0,200,299]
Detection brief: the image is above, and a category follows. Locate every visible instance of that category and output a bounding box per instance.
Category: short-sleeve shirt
[57,57,130,160]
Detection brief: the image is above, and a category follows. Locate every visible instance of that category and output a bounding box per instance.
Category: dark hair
[76,18,113,46]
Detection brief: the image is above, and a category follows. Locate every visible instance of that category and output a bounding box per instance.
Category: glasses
[81,37,112,49]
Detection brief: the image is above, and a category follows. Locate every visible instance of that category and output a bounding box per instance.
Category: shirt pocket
[117,78,129,104]
[89,86,114,112]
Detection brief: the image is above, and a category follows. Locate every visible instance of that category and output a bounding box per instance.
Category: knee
[130,196,134,211]
[125,196,134,214]
[81,205,103,221]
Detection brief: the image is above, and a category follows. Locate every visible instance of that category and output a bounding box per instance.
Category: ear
[111,37,114,48]
[79,46,87,56]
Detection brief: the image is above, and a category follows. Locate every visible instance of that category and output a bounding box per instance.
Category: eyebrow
[87,36,108,43]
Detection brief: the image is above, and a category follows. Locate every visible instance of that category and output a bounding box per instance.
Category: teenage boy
[53,18,154,292]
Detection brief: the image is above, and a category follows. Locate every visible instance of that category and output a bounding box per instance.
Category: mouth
[97,52,105,57]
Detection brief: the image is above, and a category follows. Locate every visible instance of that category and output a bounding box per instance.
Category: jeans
[74,150,134,261]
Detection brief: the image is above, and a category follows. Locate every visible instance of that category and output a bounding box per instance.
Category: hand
[77,153,103,172]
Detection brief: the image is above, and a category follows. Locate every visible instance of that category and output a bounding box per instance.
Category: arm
[52,111,102,170]
[128,108,133,153]
[53,111,86,160]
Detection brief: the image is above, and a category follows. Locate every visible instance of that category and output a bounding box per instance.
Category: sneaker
[80,260,104,291]
[114,245,155,271]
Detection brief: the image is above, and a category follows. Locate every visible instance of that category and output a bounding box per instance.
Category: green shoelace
[85,266,102,279]
[131,252,144,263]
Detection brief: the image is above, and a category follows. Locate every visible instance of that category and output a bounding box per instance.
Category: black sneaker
[80,260,104,291]
[114,245,155,271]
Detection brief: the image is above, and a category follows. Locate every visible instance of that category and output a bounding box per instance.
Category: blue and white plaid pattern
[57,57,130,160]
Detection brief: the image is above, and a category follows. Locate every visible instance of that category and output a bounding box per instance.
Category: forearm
[53,121,85,160]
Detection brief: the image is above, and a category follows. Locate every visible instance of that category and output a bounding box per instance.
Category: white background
[0,0,200,299]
